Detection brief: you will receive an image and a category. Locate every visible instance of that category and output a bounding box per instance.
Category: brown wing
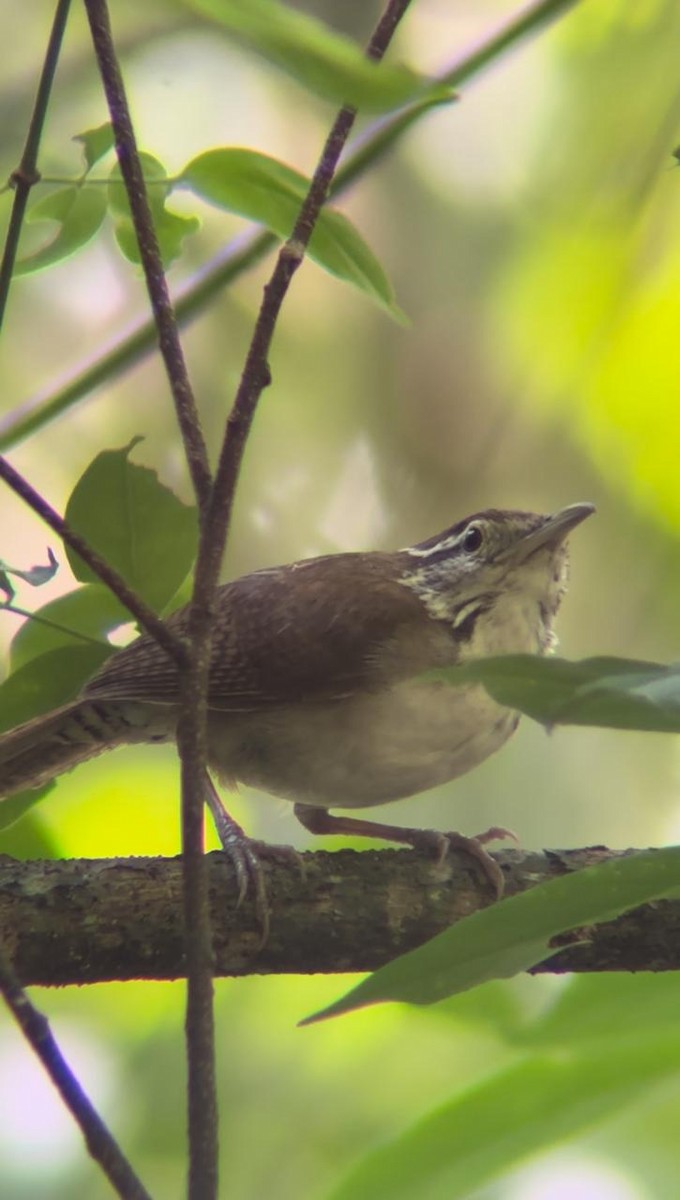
[83,551,427,711]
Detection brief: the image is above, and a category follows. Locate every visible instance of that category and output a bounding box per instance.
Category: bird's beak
[511,502,595,563]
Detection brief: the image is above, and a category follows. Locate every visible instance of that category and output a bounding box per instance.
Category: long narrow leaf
[328,1034,680,1200]
[304,847,680,1023]
[186,0,433,111]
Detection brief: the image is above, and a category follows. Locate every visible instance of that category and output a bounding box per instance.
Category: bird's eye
[462,524,484,553]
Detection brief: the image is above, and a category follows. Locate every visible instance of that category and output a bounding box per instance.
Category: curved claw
[437,827,519,898]
[439,832,507,898]
[201,772,270,945]
[471,825,519,848]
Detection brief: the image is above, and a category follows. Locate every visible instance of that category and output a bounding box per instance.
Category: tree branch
[3,846,678,986]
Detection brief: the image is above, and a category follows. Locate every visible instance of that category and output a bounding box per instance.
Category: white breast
[208,680,518,810]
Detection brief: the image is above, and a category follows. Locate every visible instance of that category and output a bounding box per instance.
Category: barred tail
[0,700,129,801]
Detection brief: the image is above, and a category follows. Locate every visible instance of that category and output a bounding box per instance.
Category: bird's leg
[202,772,270,940]
[294,804,515,898]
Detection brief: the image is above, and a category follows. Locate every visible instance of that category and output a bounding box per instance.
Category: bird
[0,502,593,895]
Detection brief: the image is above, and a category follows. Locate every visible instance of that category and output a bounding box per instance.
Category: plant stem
[0,0,72,329]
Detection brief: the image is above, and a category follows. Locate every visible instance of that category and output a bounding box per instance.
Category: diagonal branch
[0,939,152,1198]
[0,453,185,662]
[83,0,212,516]
[196,0,415,610]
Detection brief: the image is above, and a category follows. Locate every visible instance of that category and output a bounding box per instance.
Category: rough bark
[1,845,678,986]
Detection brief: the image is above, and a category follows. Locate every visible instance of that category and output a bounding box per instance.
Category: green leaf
[114,210,200,268]
[74,121,115,172]
[303,847,680,1024]
[311,207,405,320]
[181,149,403,318]
[185,0,432,112]
[64,439,198,613]
[0,644,114,734]
[10,584,130,671]
[108,153,200,267]
[107,153,169,218]
[0,804,59,854]
[15,186,107,275]
[436,654,680,733]
[0,786,55,833]
[327,1034,680,1200]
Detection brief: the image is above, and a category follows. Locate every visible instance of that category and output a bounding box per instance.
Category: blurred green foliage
[2,1,680,1198]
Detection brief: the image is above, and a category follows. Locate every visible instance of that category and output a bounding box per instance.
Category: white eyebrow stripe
[403,532,463,558]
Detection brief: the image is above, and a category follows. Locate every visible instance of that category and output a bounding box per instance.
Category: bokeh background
[1,0,680,1196]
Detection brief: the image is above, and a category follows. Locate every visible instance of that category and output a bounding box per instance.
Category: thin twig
[199,0,415,603]
[1,602,106,648]
[83,0,212,517]
[0,454,185,663]
[0,939,152,1200]
[0,0,72,328]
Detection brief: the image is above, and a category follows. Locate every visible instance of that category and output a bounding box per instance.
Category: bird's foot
[203,776,270,944]
[436,827,518,898]
[293,804,514,898]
